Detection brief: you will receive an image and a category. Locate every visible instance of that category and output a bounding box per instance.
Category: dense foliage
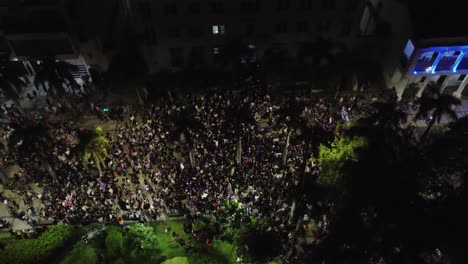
[313,136,367,186]
[105,226,123,259]
[0,225,75,264]
[127,223,158,252]
[301,95,468,264]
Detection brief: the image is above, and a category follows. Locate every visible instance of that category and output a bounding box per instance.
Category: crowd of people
[0,80,369,247]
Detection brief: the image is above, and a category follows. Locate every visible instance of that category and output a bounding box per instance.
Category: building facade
[0,0,390,77]
[7,0,463,100]
[0,0,131,79]
[131,0,375,72]
[381,0,468,99]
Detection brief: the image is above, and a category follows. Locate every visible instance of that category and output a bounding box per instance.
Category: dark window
[275,23,288,33]
[168,28,181,38]
[437,75,446,85]
[458,74,466,81]
[187,2,200,14]
[210,2,224,14]
[345,0,358,11]
[170,48,184,66]
[145,1,152,18]
[150,28,157,45]
[144,25,157,45]
[323,0,336,9]
[277,0,290,11]
[318,20,331,32]
[241,0,261,12]
[341,20,351,36]
[163,3,178,16]
[139,1,152,20]
[188,46,205,65]
[300,0,312,9]
[213,46,225,64]
[188,27,203,38]
[420,76,426,83]
[296,21,308,33]
[246,24,255,36]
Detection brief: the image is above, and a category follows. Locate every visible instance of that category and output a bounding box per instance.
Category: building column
[453,75,468,98]
[440,75,451,92]
[416,76,431,97]
[396,77,409,101]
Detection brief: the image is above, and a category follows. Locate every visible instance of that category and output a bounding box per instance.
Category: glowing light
[452,51,464,72]
[413,71,417,74]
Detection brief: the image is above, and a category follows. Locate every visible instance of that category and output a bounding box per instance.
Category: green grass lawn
[151,220,189,259]
[0,231,11,240]
[59,242,99,264]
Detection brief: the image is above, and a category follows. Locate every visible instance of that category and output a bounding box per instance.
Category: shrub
[0,224,75,264]
[126,223,158,251]
[105,226,123,258]
[313,136,367,186]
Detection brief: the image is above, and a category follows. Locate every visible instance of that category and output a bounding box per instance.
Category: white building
[381,0,468,99]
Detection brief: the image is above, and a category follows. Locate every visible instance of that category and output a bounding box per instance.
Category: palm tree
[277,98,305,165]
[350,98,409,164]
[362,99,407,132]
[34,57,78,100]
[415,82,461,141]
[0,61,26,109]
[280,99,333,226]
[7,120,56,179]
[171,105,204,169]
[75,126,110,175]
[223,100,254,166]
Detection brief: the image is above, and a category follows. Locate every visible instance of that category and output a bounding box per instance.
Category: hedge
[105,226,123,258]
[0,224,75,264]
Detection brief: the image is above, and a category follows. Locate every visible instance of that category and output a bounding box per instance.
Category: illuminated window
[212,25,225,35]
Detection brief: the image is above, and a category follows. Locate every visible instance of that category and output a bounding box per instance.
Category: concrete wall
[377,0,413,92]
